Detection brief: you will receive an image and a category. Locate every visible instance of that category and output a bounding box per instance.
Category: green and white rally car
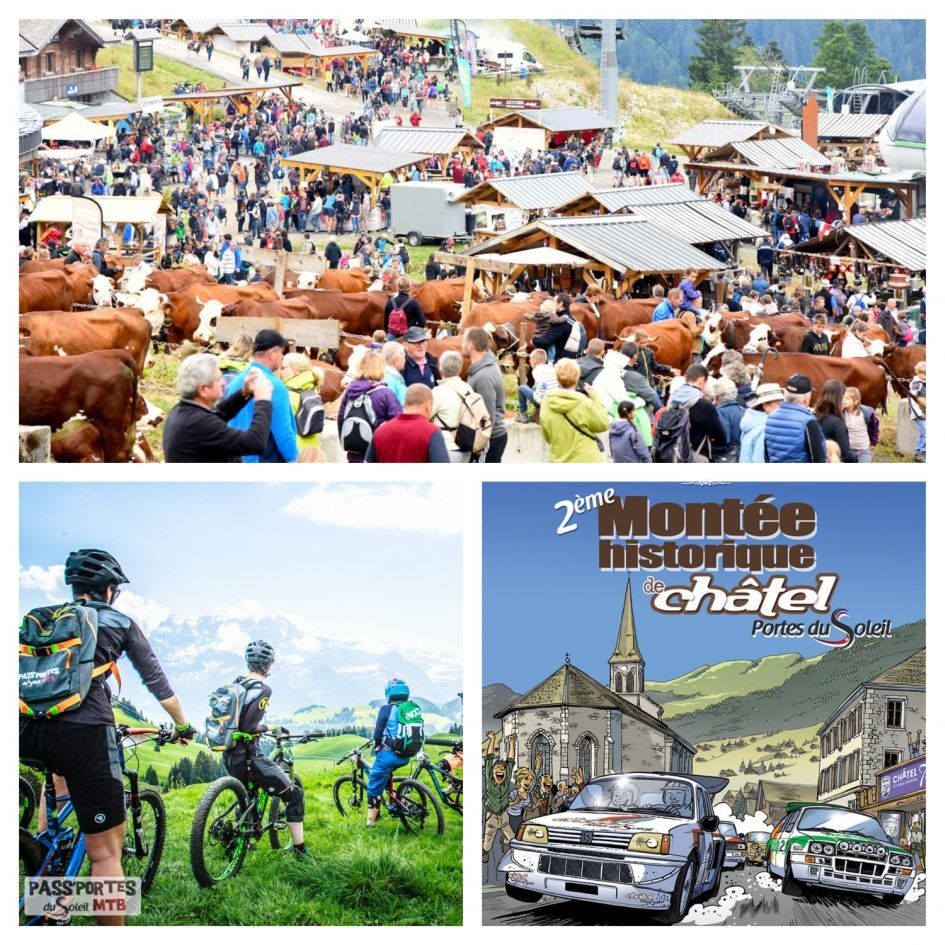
[498,772,729,924]
[766,802,916,904]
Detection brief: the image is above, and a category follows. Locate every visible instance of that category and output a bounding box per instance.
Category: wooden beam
[496,265,526,293]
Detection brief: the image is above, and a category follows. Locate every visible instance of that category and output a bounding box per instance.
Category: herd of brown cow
[19,255,921,461]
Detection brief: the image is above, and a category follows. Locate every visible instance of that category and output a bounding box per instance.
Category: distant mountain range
[117,614,461,722]
[483,621,924,745]
[555,20,926,89]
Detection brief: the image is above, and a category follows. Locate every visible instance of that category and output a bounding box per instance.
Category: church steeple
[609,580,645,695]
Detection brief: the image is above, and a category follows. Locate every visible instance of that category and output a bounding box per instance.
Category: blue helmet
[385,678,409,702]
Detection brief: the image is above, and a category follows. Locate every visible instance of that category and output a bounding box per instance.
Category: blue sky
[483,483,924,691]
[20,482,462,704]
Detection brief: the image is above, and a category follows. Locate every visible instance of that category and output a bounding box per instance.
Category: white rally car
[498,772,729,924]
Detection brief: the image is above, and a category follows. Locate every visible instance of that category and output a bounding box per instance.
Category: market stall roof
[708,136,829,169]
[791,218,926,272]
[373,126,482,155]
[682,158,924,187]
[672,119,793,149]
[464,215,724,275]
[31,102,87,122]
[41,112,116,143]
[477,248,589,267]
[373,22,451,40]
[818,111,890,140]
[451,171,595,211]
[19,102,43,158]
[162,80,302,102]
[217,22,271,43]
[283,144,428,174]
[172,18,221,33]
[36,147,95,162]
[28,194,164,225]
[483,107,614,133]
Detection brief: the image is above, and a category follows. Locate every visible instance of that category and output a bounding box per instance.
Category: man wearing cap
[764,374,827,463]
[738,383,784,463]
[401,327,440,388]
[226,330,300,463]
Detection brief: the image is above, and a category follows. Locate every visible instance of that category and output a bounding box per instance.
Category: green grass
[97,46,221,101]
[22,760,461,926]
[457,20,730,148]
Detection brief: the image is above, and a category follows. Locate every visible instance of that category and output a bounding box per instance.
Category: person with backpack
[609,399,652,463]
[19,550,195,922]
[464,327,507,463]
[282,352,324,453]
[338,350,402,462]
[215,640,309,857]
[654,365,727,463]
[384,277,424,339]
[432,350,493,461]
[366,679,425,826]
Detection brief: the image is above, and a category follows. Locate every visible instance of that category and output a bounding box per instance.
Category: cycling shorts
[19,720,125,834]
[225,752,304,822]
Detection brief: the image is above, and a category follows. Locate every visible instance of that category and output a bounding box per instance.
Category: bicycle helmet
[64,549,129,589]
[385,678,409,702]
[245,640,275,671]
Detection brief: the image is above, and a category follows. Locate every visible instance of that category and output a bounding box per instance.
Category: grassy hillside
[648,652,823,718]
[97,46,220,101]
[277,703,454,736]
[22,760,461,925]
[461,20,731,148]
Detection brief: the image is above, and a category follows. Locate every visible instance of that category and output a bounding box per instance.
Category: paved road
[482,865,926,926]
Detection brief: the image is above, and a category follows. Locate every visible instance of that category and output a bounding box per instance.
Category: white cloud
[336,662,382,675]
[120,592,170,636]
[220,597,266,620]
[216,621,251,655]
[282,483,461,535]
[19,564,66,601]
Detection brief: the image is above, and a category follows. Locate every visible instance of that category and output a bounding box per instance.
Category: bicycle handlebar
[116,723,175,746]
[335,740,373,765]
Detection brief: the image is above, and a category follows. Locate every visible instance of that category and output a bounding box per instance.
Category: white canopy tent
[41,112,116,144]
[478,248,589,267]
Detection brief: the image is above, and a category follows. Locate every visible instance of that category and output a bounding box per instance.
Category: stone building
[817,649,925,808]
[497,581,694,782]
[755,780,817,826]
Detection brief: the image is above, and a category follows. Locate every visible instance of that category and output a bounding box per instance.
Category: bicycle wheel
[442,777,463,816]
[267,775,303,850]
[123,788,166,894]
[395,778,444,835]
[19,829,45,925]
[190,777,250,887]
[332,774,368,817]
[19,776,37,830]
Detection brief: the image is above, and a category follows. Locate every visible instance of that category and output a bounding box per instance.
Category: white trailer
[390,181,470,246]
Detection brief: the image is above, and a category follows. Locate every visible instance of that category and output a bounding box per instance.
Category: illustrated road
[482,865,926,925]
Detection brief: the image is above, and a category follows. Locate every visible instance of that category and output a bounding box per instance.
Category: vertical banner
[152,214,166,254]
[457,57,472,110]
[71,197,102,247]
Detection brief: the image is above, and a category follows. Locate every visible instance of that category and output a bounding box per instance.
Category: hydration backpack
[294,388,325,437]
[19,603,119,718]
[652,403,694,463]
[440,385,493,455]
[206,677,262,752]
[388,700,425,757]
[340,388,380,454]
[562,317,586,355]
[388,305,408,336]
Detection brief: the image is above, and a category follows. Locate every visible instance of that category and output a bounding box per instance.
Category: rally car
[498,772,729,924]
[718,820,747,869]
[766,802,916,904]
[746,830,772,866]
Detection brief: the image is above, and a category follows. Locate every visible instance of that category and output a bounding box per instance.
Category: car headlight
[517,824,548,844]
[628,832,671,855]
[838,841,849,851]
[890,855,901,866]
[810,842,823,854]
[876,847,886,857]
[822,844,835,856]
[866,844,875,855]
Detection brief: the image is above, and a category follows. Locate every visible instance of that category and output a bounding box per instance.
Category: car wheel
[781,862,804,897]
[407,231,422,247]
[882,893,906,906]
[505,881,542,903]
[656,856,696,924]
[737,860,745,871]
[702,852,723,900]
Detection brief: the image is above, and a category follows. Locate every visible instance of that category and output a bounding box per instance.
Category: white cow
[120,262,153,295]
[136,398,165,431]
[193,297,224,344]
[115,287,168,334]
[296,271,317,289]
[91,275,115,307]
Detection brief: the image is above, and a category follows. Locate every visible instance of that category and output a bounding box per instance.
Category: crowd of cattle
[18,255,923,462]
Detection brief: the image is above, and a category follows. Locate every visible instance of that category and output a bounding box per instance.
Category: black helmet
[245,640,275,671]
[64,549,129,589]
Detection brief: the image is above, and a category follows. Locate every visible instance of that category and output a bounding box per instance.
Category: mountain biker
[366,678,415,828]
[223,640,309,857]
[19,549,195,926]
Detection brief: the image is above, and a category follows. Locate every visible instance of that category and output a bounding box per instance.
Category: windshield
[748,832,770,842]
[569,777,694,818]
[797,808,889,842]
[718,822,738,838]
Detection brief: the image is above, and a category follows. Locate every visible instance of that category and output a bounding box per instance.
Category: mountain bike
[332,740,444,835]
[189,729,322,887]
[19,774,37,829]
[407,738,463,816]
[18,724,172,925]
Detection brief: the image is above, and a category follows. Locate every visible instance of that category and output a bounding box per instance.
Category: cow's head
[746,323,776,352]
[131,288,168,333]
[701,312,726,348]
[121,263,151,295]
[136,398,165,430]
[296,271,317,289]
[92,275,114,307]
[193,297,223,344]
[868,338,887,356]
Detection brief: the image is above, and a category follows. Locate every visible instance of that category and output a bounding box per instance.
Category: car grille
[833,858,886,878]
[547,826,632,850]
[538,853,635,885]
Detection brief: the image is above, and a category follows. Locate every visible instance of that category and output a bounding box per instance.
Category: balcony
[21,66,119,104]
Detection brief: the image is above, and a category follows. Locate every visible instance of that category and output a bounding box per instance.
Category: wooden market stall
[373,126,483,172]
[162,79,302,123]
[477,106,614,150]
[279,144,428,198]
[261,31,374,77]
[672,118,798,162]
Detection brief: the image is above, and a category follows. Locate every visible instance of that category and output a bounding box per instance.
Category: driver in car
[660,783,691,815]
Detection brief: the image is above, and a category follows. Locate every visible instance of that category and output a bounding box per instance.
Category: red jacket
[370,414,440,462]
